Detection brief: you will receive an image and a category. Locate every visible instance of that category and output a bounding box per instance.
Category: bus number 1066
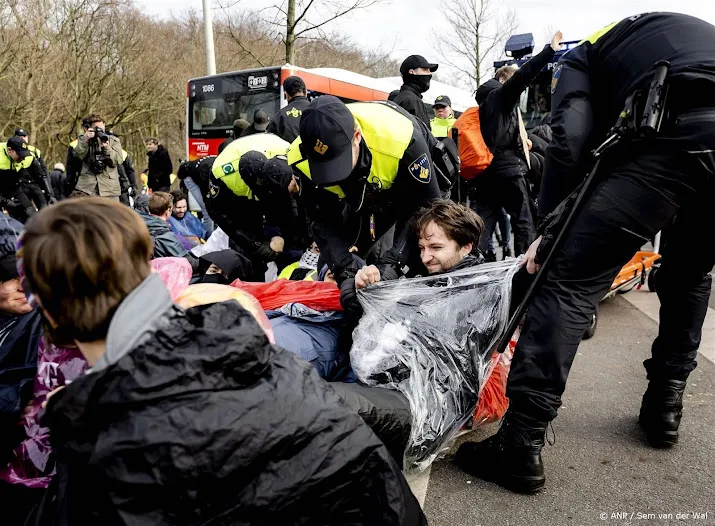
[202,84,215,93]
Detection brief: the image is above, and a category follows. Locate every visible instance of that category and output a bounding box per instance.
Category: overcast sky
[142,0,715,83]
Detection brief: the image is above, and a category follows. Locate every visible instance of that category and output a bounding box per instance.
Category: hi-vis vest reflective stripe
[579,20,618,45]
[430,116,456,138]
[287,102,414,198]
[212,134,290,199]
[278,261,317,281]
[28,144,41,159]
[0,143,33,171]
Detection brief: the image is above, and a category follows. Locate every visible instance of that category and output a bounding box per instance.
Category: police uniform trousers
[507,112,715,423]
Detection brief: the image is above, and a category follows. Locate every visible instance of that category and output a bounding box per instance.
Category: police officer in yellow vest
[0,137,40,222]
[430,95,457,138]
[13,128,56,208]
[287,95,441,313]
[14,128,48,175]
[209,133,294,280]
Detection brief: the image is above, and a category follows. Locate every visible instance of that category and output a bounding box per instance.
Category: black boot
[454,411,547,494]
[639,379,686,448]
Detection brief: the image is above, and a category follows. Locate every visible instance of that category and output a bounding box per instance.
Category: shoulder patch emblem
[408,153,431,183]
[551,63,563,95]
[222,163,235,175]
[209,179,220,198]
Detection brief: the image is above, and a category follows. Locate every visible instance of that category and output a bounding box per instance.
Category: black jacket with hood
[37,274,425,525]
[475,45,555,178]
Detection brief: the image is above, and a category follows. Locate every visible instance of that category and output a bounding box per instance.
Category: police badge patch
[408,153,431,183]
[222,163,235,175]
[551,63,563,95]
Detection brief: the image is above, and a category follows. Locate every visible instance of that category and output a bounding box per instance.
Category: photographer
[73,114,123,199]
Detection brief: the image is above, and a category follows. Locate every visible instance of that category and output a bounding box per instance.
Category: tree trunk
[285,0,296,64]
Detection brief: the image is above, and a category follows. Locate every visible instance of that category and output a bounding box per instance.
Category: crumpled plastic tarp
[151,257,192,300]
[351,258,522,472]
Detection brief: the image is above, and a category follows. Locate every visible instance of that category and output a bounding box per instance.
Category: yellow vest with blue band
[0,143,33,171]
[430,116,456,138]
[287,102,414,199]
[212,133,290,199]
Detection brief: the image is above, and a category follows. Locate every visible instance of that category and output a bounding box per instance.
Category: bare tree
[282,0,381,64]
[432,0,518,91]
[217,0,381,66]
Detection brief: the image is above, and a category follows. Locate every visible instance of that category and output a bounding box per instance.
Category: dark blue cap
[299,95,355,186]
[433,95,452,108]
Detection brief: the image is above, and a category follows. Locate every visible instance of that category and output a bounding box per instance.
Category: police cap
[299,95,355,186]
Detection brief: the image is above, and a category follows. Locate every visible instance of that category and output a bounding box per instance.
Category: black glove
[0,197,21,212]
[253,242,278,262]
[339,278,363,318]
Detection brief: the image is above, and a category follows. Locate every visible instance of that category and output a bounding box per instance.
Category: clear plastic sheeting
[351,258,522,472]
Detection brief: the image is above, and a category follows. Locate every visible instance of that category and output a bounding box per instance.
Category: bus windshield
[521,69,553,129]
[188,69,281,139]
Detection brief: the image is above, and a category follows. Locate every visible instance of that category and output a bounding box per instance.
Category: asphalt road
[419,294,715,526]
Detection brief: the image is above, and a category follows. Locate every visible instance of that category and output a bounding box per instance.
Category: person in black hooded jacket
[20,198,426,526]
[470,31,562,257]
[392,55,438,127]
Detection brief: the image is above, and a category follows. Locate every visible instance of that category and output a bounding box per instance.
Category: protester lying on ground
[332,200,490,469]
[199,249,253,284]
[135,193,199,273]
[267,265,354,382]
[350,200,521,470]
[169,189,205,245]
[278,241,321,280]
[19,198,426,525]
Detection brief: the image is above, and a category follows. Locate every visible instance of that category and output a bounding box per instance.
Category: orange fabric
[453,107,493,180]
[472,332,517,427]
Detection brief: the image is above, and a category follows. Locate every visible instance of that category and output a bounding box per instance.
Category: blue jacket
[169,213,205,242]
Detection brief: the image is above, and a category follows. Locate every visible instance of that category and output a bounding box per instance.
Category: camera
[93,126,109,143]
